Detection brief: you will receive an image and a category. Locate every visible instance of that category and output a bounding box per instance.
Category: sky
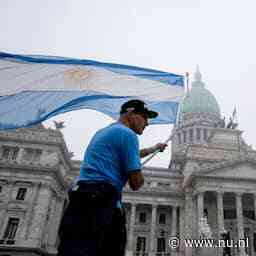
[1,0,256,167]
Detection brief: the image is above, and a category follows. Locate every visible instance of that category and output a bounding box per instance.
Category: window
[136,236,146,252]
[189,129,194,142]
[3,218,20,240]
[243,210,254,220]
[12,148,19,160]
[158,182,170,189]
[16,188,27,200]
[2,147,10,159]
[23,148,42,161]
[183,131,187,143]
[224,209,236,219]
[1,146,19,160]
[139,212,147,223]
[196,128,201,140]
[157,237,166,252]
[159,213,166,224]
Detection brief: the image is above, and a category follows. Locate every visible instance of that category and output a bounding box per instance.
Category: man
[57,99,167,256]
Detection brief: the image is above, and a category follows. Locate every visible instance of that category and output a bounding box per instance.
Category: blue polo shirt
[78,122,141,199]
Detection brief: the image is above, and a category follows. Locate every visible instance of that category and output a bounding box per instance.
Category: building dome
[177,67,221,126]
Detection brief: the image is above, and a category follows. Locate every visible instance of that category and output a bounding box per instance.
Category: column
[126,203,137,256]
[0,182,9,232]
[179,206,185,255]
[170,205,177,254]
[250,194,256,256]
[252,194,256,256]
[46,195,57,247]
[235,192,246,256]
[197,192,206,255]
[171,206,177,237]
[24,182,41,240]
[197,192,204,222]
[27,183,52,247]
[184,192,193,256]
[0,209,7,238]
[250,229,255,256]
[0,146,3,159]
[197,191,204,241]
[7,181,14,201]
[47,195,65,253]
[217,191,225,256]
[149,204,157,256]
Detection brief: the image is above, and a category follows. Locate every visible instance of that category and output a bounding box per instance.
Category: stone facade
[0,125,70,256]
[1,122,255,256]
[0,72,256,256]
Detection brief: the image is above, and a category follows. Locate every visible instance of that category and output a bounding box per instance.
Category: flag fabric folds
[0,52,184,129]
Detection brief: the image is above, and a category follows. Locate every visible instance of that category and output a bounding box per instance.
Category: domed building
[166,68,255,256]
[0,70,256,256]
[177,67,221,127]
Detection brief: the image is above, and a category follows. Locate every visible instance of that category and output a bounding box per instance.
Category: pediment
[199,161,256,180]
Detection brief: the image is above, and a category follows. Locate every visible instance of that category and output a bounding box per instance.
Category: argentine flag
[0,52,184,130]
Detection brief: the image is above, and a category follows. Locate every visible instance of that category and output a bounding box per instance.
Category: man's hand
[140,142,168,158]
[153,143,167,152]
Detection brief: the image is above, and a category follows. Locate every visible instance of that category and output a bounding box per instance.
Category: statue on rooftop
[53,121,65,130]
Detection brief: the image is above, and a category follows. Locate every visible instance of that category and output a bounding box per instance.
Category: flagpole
[142,72,187,166]
[142,135,173,166]
[233,106,241,153]
[185,72,190,94]
[234,106,238,124]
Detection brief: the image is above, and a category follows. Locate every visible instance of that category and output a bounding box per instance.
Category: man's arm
[128,170,144,191]
[140,143,167,158]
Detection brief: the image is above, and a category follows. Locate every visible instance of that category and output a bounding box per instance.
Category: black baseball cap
[120,99,158,119]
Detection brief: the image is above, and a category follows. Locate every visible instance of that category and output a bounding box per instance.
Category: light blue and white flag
[0,52,184,129]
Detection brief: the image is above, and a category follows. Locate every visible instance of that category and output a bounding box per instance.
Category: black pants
[57,182,127,256]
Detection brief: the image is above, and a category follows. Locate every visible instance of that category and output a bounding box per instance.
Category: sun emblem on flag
[64,68,90,90]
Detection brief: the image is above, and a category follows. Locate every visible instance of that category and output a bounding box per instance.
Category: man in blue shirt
[57,99,167,256]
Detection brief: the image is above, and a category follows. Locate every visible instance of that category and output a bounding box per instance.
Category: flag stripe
[0,52,184,86]
[0,52,184,129]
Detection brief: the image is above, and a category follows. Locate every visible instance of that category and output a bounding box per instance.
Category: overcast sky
[1,0,256,167]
